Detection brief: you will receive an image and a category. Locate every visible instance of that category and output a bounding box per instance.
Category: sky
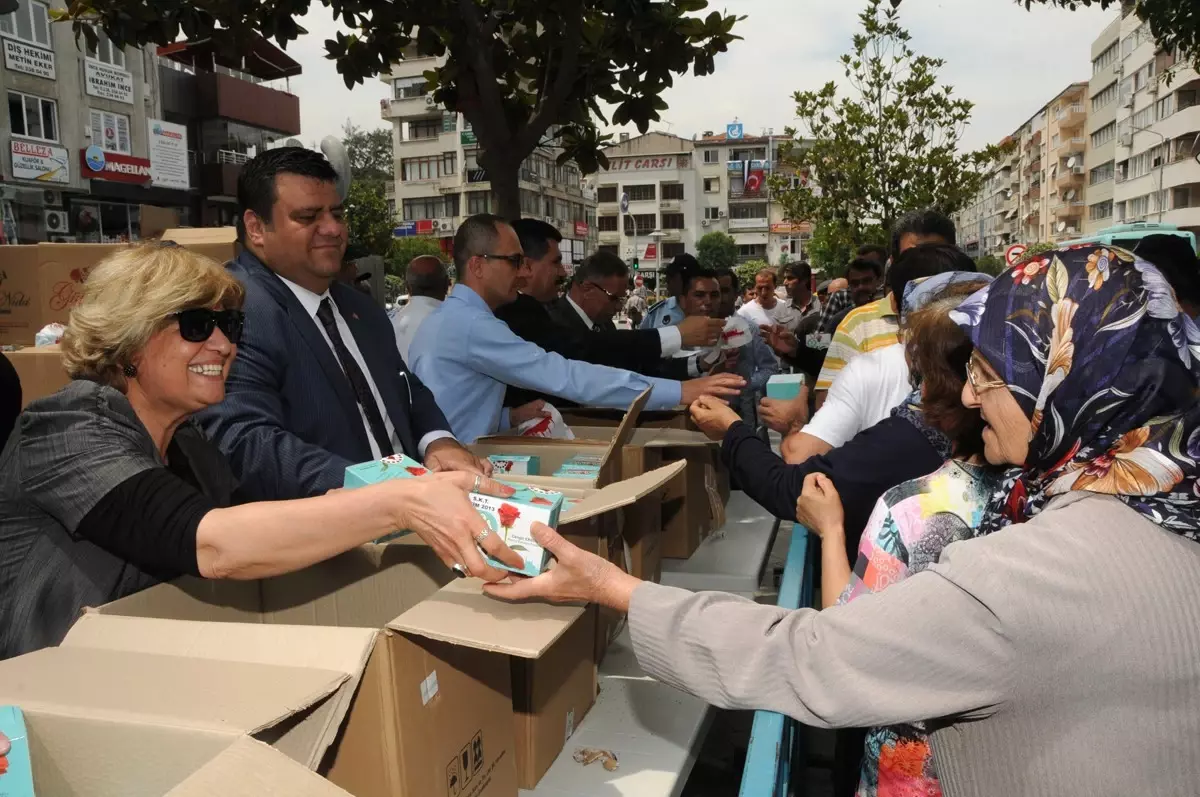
[286,0,1117,152]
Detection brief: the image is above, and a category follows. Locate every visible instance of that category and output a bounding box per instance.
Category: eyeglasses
[175,308,245,345]
[587,281,626,304]
[966,357,1006,394]
[480,253,525,269]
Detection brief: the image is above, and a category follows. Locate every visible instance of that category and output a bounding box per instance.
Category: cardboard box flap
[166,738,355,797]
[63,614,377,769]
[0,646,347,739]
[161,227,238,246]
[599,386,651,465]
[388,578,585,659]
[574,426,717,448]
[559,461,686,523]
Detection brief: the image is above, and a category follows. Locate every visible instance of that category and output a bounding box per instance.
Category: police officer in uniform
[639,254,697,329]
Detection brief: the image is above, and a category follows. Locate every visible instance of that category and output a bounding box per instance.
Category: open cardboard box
[93,463,683,795]
[5,343,70,407]
[0,243,130,345]
[160,227,241,263]
[0,613,374,797]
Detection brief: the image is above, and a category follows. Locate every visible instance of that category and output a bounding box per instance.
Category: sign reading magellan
[79,147,151,184]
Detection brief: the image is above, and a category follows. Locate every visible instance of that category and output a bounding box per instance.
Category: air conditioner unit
[701,219,710,227]
[437,218,454,233]
[424,95,437,106]
[43,190,61,206]
[1119,132,1134,147]
[44,210,69,233]
[718,209,727,218]
[1149,83,1159,96]
[1121,96,1134,109]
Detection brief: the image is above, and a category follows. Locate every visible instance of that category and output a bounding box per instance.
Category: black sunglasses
[175,308,245,344]
[480,253,525,268]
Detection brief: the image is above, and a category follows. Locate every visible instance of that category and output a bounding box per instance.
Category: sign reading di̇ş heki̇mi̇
[84,60,134,104]
[80,146,151,184]
[11,140,70,184]
[3,39,55,80]
[148,119,190,190]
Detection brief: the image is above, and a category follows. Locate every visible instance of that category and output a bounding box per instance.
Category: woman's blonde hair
[61,243,245,388]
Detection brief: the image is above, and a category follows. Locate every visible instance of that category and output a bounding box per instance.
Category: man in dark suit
[495,220,724,408]
[199,148,486,501]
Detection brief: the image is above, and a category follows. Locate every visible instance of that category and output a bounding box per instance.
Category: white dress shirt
[392,295,443,363]
[279,276,453,460]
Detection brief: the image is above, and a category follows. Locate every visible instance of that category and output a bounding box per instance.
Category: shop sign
[574,221,588,238]
[606,157,675,172]
[85,60,134,104]
[10,140,70,184]
[770,222,812,234]
[393,219,436,238]
[147,119,190,191]
[80,146,151,184]
[3,38,55,80]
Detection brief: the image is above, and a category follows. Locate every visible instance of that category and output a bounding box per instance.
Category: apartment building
[379,49,597,264]
[1108,13,1200,235]
[1047,83,1089,241]
[1086,15,1123,233]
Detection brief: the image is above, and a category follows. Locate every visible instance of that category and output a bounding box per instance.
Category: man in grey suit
[199,148,487,501]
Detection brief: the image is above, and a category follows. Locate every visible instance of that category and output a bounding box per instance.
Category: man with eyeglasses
[409,215,745,443]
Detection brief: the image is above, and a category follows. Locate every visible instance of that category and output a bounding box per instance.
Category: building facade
[380,49,597,264]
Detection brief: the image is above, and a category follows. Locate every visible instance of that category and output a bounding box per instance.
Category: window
[401,154,455,181]
[737,244,767,258]
[543,196,556,219]
[703,207,722,220]
[88,31,126,69]
[660,213,685,229]
[0,0,51,48]
[1092,41,1119,75]
[1089,200,1114,221]
[661,242,686,259]
[728,203,767,219]
[1091,81,1119,112]
[8,91,57,142]
[597,185,617,203]
[1156,95,1174,121]
[520,189,538,216]
[409,118,441,140]
[1090,161,1114,185]
[1091,121,1116,148]
[402,195,458,220]
[1051,134,1060,149]
[1116,160,1129,183]
[1174,186,1193,210]
[442,112,456,133]
[394,79,428,100]
[703,149,720,164]
[467,191,492,215]
[626,184,655,202]
[597,215,619,232]
[1129,194,1150,218]
[623,214,656,234]
[661,183,685,200]
[89,109,131,154]
[703,177,720,193]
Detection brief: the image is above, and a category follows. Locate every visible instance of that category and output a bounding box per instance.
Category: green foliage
[735,259,771,286]
[1023,240,1058,257]
[386,236,447,278]
[342,121,394,186]
[344,181,395,260]
[806,221,887,276]
[774,0,1013,261]
[696,231,738,271]
[61,0,743,218]
[975,254,1008,277]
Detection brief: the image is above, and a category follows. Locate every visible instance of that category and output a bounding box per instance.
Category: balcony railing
[215,149,250,165]
[729,189,767,200]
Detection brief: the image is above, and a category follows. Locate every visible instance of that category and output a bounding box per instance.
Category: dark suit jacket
[494,294,691,407]
[198,251,452,501]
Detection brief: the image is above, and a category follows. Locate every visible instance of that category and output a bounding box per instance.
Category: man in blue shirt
[410,215,745,443]
[638,255,694,329]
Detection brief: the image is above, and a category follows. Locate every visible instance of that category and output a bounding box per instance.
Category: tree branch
[516,0,584,154]
[457,0,511,149]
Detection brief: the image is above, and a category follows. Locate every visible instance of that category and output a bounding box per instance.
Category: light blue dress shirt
[639,296,681,329]
[409,285,684,443]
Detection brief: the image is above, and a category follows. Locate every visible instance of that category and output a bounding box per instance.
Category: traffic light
[632,257,639,271]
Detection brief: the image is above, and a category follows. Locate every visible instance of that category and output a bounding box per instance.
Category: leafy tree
[1024,240,1058,257]
[342,121,394,187]
[387,236,447,278]
[60,1,743,220]
[344,181,395,260]
[774,0,1011,259]
[806,221,887,276]
[976,254,1008,277]
[696,231,738,271]
[735,259,771,287]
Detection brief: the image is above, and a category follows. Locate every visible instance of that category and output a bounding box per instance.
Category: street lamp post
[1131,125,1170,222]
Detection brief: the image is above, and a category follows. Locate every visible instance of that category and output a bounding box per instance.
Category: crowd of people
[1,145,1199,796]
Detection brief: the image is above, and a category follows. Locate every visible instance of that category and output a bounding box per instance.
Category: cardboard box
[766,373,806,400]
[0,612,375,797]
[488,455,539,476]
[96,466,683,796]
[160,227,241,264]
[140,206,182,240]
[5,344,70,407]
[560,406,697,431]
[0,243,129,345]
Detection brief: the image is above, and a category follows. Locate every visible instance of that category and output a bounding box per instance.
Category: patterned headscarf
[951,246,1200,539]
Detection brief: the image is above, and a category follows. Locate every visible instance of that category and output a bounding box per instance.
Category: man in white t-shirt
[779,343,911,464]
[738,270,802,332]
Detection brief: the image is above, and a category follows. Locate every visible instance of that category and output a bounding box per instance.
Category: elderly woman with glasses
[490,246,1200,795]
[0,244,522,660]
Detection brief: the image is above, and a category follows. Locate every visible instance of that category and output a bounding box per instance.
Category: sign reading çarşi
[147,119,190,190]
[10,140,70,184]
[80,146,151,184]
[85,60,134,104]
[3,38,55,80]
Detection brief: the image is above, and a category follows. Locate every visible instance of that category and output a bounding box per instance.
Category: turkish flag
[745,167,765,194]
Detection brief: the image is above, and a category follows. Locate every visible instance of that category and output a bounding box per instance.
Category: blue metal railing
[738,523,815,797]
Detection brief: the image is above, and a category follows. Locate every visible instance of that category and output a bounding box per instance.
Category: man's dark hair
[1135,234,1200,308]
[510,218,562,263]
[888,243,977,302]
[681,265,719,295]
[891,210,957,263]
[846,256,884,279]
[857,244,889,265]
[236,147,339,242]
[575,251,630,284]
[665,253,699,277]
[782,261,813,283]
[715,267,739,292]
[453,214,509,279]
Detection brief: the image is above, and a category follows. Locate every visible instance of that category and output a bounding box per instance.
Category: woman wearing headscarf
[490,246,1200,795]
